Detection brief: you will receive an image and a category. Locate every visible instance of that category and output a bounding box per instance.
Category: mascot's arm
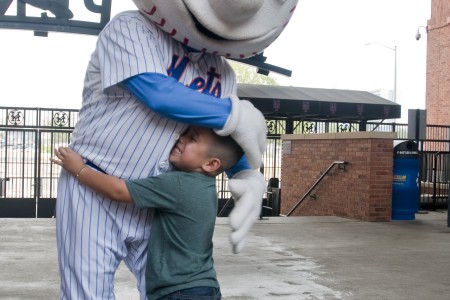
[124,72,264,170]
[124,72,250,179]
[124,73,230,129]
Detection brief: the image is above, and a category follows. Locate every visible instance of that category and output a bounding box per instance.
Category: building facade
[426,0,450,126]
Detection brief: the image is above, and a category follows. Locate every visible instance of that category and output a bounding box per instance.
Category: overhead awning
[237,84,401,121]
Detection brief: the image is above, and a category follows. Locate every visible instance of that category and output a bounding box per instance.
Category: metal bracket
[229,52,292,77]
[338,162,348,171]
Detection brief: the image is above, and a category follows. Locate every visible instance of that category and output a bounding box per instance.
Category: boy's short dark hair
[208,134,244,175]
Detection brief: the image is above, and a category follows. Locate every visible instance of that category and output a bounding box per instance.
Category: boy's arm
[50,147,133,203]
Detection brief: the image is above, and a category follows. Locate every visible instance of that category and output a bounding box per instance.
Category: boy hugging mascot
[55,0,298,299]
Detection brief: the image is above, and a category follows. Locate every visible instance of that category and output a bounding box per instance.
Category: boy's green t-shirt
[126,171,219,299]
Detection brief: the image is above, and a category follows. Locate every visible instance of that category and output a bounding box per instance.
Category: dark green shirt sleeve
[125,171,182,211]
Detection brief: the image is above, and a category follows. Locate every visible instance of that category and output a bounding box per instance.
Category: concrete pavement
[0,211,449,299]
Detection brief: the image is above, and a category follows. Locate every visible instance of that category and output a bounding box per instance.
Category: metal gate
[0,107,77,217]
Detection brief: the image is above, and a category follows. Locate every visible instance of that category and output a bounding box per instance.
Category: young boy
[51,126,243,300]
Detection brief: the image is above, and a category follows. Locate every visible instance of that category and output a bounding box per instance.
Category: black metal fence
[1,106,449,217]
[419,137,450,210]
[0,107,75,217]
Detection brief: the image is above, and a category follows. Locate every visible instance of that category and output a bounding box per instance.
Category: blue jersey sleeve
[124,72,231,129]
[226,155,251,178]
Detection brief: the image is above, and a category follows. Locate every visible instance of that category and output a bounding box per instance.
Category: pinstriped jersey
[70,10,237,180]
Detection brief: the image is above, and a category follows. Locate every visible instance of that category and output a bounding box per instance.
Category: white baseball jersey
[56,10,236,300]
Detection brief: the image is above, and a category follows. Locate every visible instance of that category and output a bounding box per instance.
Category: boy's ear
[202,158,221,173]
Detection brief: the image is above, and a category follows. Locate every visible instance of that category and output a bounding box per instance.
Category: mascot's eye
[191,13,226,41]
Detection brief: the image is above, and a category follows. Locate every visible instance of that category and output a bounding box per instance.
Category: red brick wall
[426,0,450,126]
[280,132,396,221]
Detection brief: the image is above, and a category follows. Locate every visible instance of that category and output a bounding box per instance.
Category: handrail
[217,189,234,217]
[218,197,234,217]
[285,161,348,217]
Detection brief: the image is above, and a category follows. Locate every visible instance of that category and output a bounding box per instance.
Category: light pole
[364,43,397,103]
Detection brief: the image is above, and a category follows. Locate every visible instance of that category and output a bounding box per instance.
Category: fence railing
[0,106,449,217]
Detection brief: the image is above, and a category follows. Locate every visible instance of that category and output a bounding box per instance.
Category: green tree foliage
[228,61,278,86]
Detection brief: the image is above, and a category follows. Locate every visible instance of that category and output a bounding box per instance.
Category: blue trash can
[392,141,420,220]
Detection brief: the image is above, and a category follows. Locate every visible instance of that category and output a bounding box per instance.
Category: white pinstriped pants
[56,170,153,300]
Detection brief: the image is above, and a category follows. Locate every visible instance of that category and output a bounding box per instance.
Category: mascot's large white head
[133,0,298,59]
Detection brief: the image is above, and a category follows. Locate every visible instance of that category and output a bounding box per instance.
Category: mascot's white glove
[215,95,266,170]
[215,95,267,253]
[228,170,266,254]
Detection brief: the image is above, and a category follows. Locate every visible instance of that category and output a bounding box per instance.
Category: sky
[0,0,431,122]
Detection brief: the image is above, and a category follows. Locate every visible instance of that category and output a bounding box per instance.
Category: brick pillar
[281,132,396,221]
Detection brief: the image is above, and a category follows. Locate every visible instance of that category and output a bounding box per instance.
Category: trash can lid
[394,140,419,157]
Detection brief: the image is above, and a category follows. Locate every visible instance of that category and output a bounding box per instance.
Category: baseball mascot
[55,0,298,299]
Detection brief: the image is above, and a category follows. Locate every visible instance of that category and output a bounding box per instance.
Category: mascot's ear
[133,0,299,59]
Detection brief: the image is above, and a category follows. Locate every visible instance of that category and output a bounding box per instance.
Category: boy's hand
[50,147,85,176]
